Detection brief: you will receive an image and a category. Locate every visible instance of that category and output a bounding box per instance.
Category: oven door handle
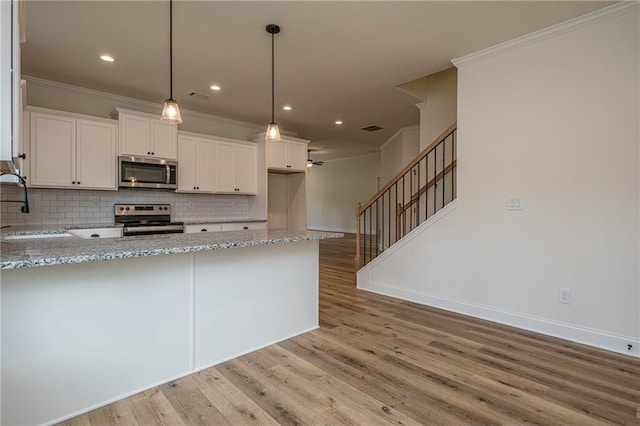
[123,225,184,234]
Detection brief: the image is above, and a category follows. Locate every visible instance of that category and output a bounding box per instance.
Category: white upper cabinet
[115,108,177,160]
[75,119,118,189]
[266,139,308,172]
[29,109,117,190]
[214,140,257,195]
[177,134,213,193]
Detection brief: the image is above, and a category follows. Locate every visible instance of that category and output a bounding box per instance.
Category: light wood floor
[60,234,640,425]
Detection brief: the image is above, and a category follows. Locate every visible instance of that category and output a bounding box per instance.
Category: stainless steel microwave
[118,156,178,189]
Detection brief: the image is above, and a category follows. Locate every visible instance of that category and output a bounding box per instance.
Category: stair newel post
[355,202,362,272]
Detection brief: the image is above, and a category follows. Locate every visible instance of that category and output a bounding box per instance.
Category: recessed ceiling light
[335,120,343,125]
[210,85,221,91]
[100,55,115,62]
[283,105,292,111]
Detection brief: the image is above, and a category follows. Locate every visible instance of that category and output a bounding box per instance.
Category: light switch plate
[507,197,522,210]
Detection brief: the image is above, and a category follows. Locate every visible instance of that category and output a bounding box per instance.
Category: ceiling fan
[307,149,323,167]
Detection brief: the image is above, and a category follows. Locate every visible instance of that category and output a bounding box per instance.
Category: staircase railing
[355,122,457,269]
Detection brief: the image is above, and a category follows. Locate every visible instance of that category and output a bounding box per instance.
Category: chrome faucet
[0,172,30,214]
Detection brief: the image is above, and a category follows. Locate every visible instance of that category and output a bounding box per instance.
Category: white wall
[307,153,380,233]
[359,4,640,356]
[419,68,457,150]
[380,126,419,184]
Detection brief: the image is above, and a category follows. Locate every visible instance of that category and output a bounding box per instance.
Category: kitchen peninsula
[1,229,342,425]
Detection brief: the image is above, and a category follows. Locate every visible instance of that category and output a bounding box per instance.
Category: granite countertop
[1,229,343,270]
[0,219,268,236]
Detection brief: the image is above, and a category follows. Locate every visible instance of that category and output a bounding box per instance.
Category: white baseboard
[358,280,640,359]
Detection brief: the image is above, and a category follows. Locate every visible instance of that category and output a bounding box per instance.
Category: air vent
[189,91,210,99]
[361,125,383,132]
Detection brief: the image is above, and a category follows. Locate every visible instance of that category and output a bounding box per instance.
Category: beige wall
[380,126,419,184]
[307,153,380,233]
[361,6,640,356]
[397,67,457,151]
[419,67,457,150]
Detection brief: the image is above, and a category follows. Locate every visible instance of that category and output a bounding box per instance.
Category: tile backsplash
[0,186,250,226]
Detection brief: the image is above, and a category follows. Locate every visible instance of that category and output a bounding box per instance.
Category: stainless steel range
[114,204,184,236]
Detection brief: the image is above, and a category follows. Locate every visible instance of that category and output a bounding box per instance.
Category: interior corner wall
[420,67,457,150]
[307,154,380,233]
[380,127,419,184]
[361,8,640,355]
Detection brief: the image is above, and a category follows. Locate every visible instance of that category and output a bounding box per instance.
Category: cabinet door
[267,140,288,169]
[177,135,197,191]
[29,112,75,187]
[235,144,257,194]
[119,113,150,156]
[151,119,177,159]
[287,142,308,171]
[214,141,237,193]
[76,119,117,190]
[195,138,213,192]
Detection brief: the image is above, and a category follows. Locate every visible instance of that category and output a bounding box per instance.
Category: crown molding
[452,1,640,68]
[22,75,265,131]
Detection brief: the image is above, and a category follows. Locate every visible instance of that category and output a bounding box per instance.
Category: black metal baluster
[442,138,446,208]
[433,148,437,215]
[417,159,421,227]
[375,198,379,258]
[452,130,456,201]
[387,189,391,248]
[368,207,372,264]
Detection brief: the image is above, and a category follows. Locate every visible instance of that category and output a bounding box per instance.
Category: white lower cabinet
[29,109,117,190]
[185,224,222,233]
[221,222,266,231]
[185,222,266,233]
[178,135,213,193]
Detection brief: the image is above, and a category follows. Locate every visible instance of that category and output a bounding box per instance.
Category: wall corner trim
[452,2,640,68]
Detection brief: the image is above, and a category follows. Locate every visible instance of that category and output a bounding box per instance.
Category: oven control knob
[119,207,124,211]
[164,207,168,211]
[126,207,130,211]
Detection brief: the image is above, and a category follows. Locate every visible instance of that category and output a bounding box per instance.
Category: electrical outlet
[558,288,572,304]
[189,201,194,209]
[89,197,99,208]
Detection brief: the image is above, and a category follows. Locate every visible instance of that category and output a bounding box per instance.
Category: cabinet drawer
[185,224,222,233]
[220,222,266,231]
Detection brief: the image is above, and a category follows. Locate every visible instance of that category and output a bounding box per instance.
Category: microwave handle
[166,165,171,185]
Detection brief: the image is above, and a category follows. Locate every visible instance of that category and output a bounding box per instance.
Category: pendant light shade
[161,98,182,123]
[266,122,281,141]
[161,0,182,124]
[265,24,281,141]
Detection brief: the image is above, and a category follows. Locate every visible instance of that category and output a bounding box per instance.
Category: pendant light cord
[169,0,173,100]
[271,30,275,123]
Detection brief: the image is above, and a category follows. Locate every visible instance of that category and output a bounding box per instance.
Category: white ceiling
[22,1,614,160]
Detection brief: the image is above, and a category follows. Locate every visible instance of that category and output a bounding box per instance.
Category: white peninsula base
[1,240,319,425]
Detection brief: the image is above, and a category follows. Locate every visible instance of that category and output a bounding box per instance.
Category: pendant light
[265,24,281,141]
[161,0,182,124]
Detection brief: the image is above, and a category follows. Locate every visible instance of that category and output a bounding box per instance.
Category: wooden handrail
[358,121,457,214]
